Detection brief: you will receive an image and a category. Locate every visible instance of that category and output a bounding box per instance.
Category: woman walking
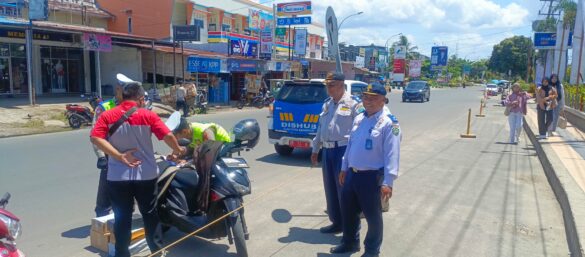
[504,83,529,144]
[536,78,558,139]
[549,74,565,135]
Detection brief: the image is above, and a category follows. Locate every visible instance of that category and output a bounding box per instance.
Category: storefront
[227,58,264,100]
[309,59,356,79]
[187,56,230,104]
[0,26,85,95]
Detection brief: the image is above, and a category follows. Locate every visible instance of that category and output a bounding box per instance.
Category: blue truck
[267,79,368,156]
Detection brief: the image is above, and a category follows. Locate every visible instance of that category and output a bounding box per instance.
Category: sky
[256,0,546,60]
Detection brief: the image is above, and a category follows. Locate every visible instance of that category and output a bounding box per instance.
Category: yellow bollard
[476,99,485,117]
[460,108,477,138]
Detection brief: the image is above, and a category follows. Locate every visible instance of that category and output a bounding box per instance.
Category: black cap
[363,82,387,96]
[324,72,345,82]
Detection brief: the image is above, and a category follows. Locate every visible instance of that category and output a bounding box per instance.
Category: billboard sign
[83,33,112,52]
[355,56,365,68]
[249,10,274,31]
[260,30,273,54]
[431,46,448,67]
[394,45,406,59]
[393,59,406,74]
[29,0,48,20]
[230,39,258,56]
[409,60,422,77]
[277,1,312,17]
[173,25,200,41]
[277,16,311,26]
[534,32,556,49]
[294,29,307,55]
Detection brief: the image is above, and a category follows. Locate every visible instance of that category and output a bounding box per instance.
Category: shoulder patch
[388,114,398,123]
[351,95,362,103]
[392,126,400,136]
[324,97,332,103]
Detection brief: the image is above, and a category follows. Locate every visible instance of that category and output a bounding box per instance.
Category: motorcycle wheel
[253,99,264,109]
[68,115,82,129]
[231,214,248,257]
[236,100,245,109]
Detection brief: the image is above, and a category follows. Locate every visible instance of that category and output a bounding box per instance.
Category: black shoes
[361,253,379,257]
[330,244,360,254]
[319,224,342,234]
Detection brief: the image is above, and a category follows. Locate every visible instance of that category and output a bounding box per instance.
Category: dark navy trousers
[322,146,346,228]
[341,170,384,254]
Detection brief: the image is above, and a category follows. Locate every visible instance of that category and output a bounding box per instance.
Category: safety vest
[190,122,231,147]
[99,99,117,111]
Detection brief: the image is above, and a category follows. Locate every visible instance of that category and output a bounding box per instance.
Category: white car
[485,84,498,95]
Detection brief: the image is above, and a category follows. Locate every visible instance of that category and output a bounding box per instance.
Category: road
[0,87,569,257]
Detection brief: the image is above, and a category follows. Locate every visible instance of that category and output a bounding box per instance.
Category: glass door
[0,58,10,94]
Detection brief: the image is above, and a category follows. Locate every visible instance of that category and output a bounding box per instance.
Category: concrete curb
[524,116,585,257]
[565,107,585,133]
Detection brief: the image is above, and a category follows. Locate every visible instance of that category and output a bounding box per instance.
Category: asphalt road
[0,87,569,257]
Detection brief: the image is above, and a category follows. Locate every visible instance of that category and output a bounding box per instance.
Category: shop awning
[0,17,28,26]
[117,42,228,59]
[31,21,155,41]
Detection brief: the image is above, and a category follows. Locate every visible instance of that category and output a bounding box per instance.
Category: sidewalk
[524,102,585,256]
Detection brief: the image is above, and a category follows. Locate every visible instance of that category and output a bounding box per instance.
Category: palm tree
[555,0,577,30]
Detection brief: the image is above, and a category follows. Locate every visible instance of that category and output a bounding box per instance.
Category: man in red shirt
[90,82,184,257]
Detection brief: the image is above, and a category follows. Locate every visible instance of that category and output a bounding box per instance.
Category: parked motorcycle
[237,93,267,109]
[66,103,93,129]
[157,118,260,257]
[190,89,208,114]
[0,193,25,257]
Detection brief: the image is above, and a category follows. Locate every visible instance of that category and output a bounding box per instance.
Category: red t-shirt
[90,101,170,181]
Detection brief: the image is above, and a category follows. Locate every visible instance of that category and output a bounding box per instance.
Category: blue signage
[187,57,221,73]
[228,59,258,72]
[230,39,258,57]
[277,16,311,26]
[431,46,448,67]
[534,32,556,49]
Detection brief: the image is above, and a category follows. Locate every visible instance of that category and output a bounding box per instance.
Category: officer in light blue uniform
[312,72,362,234]
[331,82,401,257]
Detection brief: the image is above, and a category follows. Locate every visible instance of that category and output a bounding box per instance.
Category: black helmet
[232,119,260,149]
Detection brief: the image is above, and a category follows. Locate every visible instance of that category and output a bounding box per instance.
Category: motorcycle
[66,103,93,129]
[190,89,208,114]
[156,118,259,257]
[237,92,266,109]
[0,193,25,257]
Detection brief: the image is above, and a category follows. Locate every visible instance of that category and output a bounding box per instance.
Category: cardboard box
[90,229,110,252]
[91,213,115,234]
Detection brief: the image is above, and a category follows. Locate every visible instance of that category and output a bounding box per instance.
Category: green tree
[555,0,577,30]
[488,36,534,80]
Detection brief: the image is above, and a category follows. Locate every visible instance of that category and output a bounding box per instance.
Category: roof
[118,42,230,58]
[47,0,112,18]
[32,21,155,41]
[0,16,28,26]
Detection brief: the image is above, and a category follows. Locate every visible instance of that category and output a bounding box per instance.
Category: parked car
[402,81,430,102]
[267,79,367,156]
[485,84,499,96]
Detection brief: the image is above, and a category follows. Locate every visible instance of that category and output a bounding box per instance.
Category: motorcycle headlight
[0,213,21,240]
[227,170,251,195]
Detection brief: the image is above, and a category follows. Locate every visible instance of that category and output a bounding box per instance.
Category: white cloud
[268,0,533,58]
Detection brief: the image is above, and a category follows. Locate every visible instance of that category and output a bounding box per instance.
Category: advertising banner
[249,10,274,31]
[260,30,273,54]
[294,29,307,55]
[409,60,422,77]
[230,39,258,56]
[431,46,448,67]
[277,1,312,17]
[393,59,405,73]
[83,33,112,52]
[394,45,406,59]
[173,25,200,41]
[228,59,258,72]
[359,48,365,57]
[277,16,311,26]
[355,56,365,68]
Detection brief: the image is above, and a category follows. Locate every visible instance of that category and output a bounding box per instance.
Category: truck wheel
[274,144,293,156]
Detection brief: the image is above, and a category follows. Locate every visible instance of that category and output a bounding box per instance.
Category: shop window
[208,24,217,31]
[10,44,25,57]
[0,43,9,57]
[40,46,84,93]
[222,24,231,32]
[310,52,316,58]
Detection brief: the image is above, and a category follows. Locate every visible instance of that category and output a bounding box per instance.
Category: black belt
[350,168,382,173]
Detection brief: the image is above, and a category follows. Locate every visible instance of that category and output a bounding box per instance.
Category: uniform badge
[392,126,400,136]
[388,114,398,123]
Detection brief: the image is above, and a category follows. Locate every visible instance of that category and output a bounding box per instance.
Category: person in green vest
[91,73,136,217]
[172,118,232,150]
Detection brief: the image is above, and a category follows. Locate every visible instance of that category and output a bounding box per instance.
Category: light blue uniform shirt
[341,109,401,187]
[312,92,361,153]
